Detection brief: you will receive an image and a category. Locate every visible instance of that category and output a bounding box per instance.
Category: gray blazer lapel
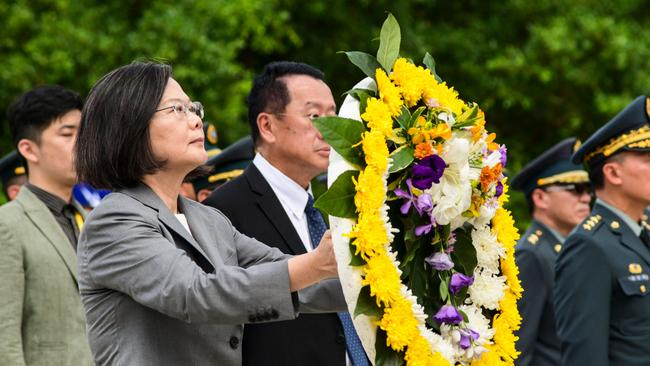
[120,183,215,269]
[16,187,78,282]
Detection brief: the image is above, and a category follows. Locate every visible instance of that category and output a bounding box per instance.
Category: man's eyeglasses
[156,101,204,119]
[273,112,326,122]
[543,183,592,196]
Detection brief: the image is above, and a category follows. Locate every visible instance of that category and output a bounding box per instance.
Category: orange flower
[480,163,502,192]
[485,132,499,151]
[414,142,434,159]
[426,123,452,141]
[470,118,485,143]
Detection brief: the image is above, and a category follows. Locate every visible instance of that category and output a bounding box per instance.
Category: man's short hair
[247,61,325,143]
[7,85,83,146]
[589,153,626,191]
[76,62,172,189]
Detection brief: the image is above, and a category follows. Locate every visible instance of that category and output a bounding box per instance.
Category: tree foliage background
[2,0,650,227]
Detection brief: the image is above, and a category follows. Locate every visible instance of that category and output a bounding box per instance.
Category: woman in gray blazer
[74,62,347,366]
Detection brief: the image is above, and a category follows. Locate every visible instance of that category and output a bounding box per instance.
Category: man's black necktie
[305,194,369,366]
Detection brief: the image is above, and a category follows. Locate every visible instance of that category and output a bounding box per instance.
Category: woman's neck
[141,171,185,213]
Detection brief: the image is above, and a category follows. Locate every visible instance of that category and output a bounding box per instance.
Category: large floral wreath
[313,14,522,366]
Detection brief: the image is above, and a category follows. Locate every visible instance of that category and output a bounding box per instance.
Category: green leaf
[409,106,427,127]
[453,103,482,128]
[377,13,401,72]
[313,116,367,167]
[439,279,449,302]
[410,255,428,297]
[342,51,382,79]
[375,328,404,366]
[388,145,414,173]
[423,52,442,82]
[349,241,365,266]
[395,106,412,130]
[344,88,374,115]
[354,285,383,319]
[314,170,358,218]
[451,228,478,275]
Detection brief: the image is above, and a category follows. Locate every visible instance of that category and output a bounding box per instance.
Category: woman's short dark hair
[76,62,172,189]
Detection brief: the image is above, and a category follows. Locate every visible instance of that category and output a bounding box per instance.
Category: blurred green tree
[1,0,649,227]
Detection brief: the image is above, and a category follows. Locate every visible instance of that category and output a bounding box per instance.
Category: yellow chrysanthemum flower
[470,344,506,366]
[362,98,393,137]
[404,335,451,366]
[391,58,427,107]
[361,131,389,172]
[492,315,520,362]
[376,68,404,117]
[348,214,390,258]
[499,291,522,331]
[362,254,402,306]
[379,298,420,351]
[354,168,386,214]
[422,82,466,116]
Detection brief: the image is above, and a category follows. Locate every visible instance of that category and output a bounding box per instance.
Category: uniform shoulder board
[581,214,602,231]
[526,233,539,245]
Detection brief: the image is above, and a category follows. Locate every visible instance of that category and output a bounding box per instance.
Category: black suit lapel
[244,165,308,255]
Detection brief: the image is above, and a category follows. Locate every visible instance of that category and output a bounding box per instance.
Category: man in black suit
[510,137,591,366]
[204,61,368,366]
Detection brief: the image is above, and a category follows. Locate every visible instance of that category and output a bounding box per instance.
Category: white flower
[425,138,474,229]
[438,112,456,126]
[468,270,507,310]
[471,225,505,273]
[483,150,502,168]
[422,325,456,362]
[458,304,495,345]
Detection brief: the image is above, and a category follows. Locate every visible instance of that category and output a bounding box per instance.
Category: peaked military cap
[192,136,255,192]
[205,136,255,186]
[572,95,650,168]
[0,150,26,187]
[204,122,222,159]
[189,123,222,191]
[511,137,588,196]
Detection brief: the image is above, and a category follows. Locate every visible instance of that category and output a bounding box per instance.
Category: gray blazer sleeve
[79,201,298,325]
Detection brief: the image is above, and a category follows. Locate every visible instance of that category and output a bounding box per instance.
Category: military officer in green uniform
[511,137,591,366]
[555,95,650,366]
[191,135,254,202]
[0,150,26,201]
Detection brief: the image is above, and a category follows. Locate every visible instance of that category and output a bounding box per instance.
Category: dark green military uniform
[511,138,588,366]
[555,95,650,366]
[0,150,26,201]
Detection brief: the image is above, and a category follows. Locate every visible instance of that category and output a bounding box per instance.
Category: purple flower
[459,329,480,349]
[411,155,446,190]
[394,179,433,216]
[449,273,474,295]
[425,252,454,271]
[498,145,508,168]
[434,304,463,325]
[415,213,437,237]
[495,181,504,197]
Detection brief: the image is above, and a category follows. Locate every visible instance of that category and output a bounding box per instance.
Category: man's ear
[602,161,623,187]
[17,138,39,165]
[531,188,550,210]
[256,112,277,145]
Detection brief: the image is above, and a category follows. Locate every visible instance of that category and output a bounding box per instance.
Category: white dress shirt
[253,154,314,252]
[253,153,355,366]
